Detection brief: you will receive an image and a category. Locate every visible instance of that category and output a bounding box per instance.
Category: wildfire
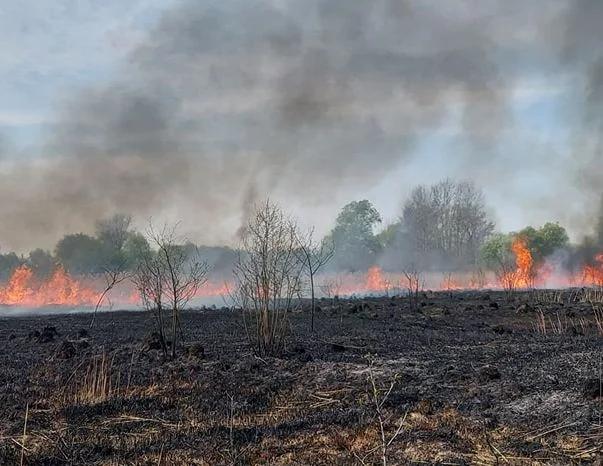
[0,265,101,307]
[0,266,233,309]
[5,244,603,310]
[510,237,535,288]
[367,266,389,292]
[582,254,603,287]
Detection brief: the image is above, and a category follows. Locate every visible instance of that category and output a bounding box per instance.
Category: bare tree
[133,223,208,358]
[318,275,343,304]
[494,258,519,300]
[401,179,494,271]
[89,257,131,328]
[233,200,304,357]
[471,267,488,289]
[296,228,334,332]
[133,249,169,355]
[402,266,423,311]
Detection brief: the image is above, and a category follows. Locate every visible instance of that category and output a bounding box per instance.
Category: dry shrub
[233,200,304,357]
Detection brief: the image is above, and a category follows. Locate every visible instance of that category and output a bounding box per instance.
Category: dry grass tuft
[72,352,119,405]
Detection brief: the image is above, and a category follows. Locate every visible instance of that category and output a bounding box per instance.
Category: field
[0,290,601,465]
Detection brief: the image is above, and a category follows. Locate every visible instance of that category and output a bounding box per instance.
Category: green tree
[123,232,153,269]
[95,213,132,252]
[517,222,569,264]
[27,249,56,279]
[55,233,106,275]
[0,252,25,281]
[537,222,570,257]
[481,233,514,270]
[376,222,400,250]
[325,200,382,271]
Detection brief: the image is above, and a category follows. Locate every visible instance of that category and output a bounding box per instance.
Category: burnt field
[0,290,601,465]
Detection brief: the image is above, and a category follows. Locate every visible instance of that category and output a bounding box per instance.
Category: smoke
[1,0,603,251]
[561,0,603,207]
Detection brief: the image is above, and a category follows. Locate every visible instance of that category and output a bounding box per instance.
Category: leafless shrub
[319,275,343,302]
[296,228,334,331]
[89,259,131,328]
[233,200,304,357]
[443,271,454,291]
[402,266,423,311]
[471,267,488,289]
[20,403,28,466]
[218,393,252,465]
[133,223,208,358]
[494,262,519,300]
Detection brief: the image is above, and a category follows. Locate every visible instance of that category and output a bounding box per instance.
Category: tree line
[2,178,601,283]
[0,214,238,281]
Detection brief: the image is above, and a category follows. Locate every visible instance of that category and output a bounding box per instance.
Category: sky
[0,0,170,147]
[0,0,601,252]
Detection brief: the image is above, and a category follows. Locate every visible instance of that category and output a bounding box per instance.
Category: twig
[20,403,29,466]
[158,441,165,465]
[524,422,579,441]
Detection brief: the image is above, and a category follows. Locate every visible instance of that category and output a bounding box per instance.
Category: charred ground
[0,290,601,465]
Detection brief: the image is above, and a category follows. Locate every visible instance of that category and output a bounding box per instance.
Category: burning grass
[4,236,603,311]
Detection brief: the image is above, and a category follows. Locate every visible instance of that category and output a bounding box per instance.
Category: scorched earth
[0,289,601,465]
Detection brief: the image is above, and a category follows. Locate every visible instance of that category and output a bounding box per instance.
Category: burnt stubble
[0,290,601,465]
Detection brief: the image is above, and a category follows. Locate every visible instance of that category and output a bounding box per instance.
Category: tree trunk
[171,307,177,359]
[310,273,315,332]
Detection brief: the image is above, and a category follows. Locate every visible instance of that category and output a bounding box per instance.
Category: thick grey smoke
[561,0,603,206]
[0,0,602,251]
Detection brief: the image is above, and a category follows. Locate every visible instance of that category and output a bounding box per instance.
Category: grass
[20,403,28,466]
[73,352,119,405]
[592,305,603,336]
[530,289,565,305]
[533,309,571,336]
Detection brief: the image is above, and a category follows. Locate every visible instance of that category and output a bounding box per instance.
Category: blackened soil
[0,290,601,465]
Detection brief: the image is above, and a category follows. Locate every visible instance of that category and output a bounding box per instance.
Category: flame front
[0,265,100,307]
[5,245,603,309]
[0,265,233,309]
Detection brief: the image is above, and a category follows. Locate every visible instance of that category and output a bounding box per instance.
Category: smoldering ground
[1,0,603,251]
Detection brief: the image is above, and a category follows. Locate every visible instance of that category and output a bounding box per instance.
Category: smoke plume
[1,0,602,250]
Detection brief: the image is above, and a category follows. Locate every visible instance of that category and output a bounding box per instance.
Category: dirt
[0,290,601,465]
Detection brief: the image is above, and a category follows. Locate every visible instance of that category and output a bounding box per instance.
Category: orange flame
[582,254,603,287]
[510,237,535,288]
[6,248,603,310]
[367,266,390,292]
[0,265,233,309]
[0,265,101,307]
